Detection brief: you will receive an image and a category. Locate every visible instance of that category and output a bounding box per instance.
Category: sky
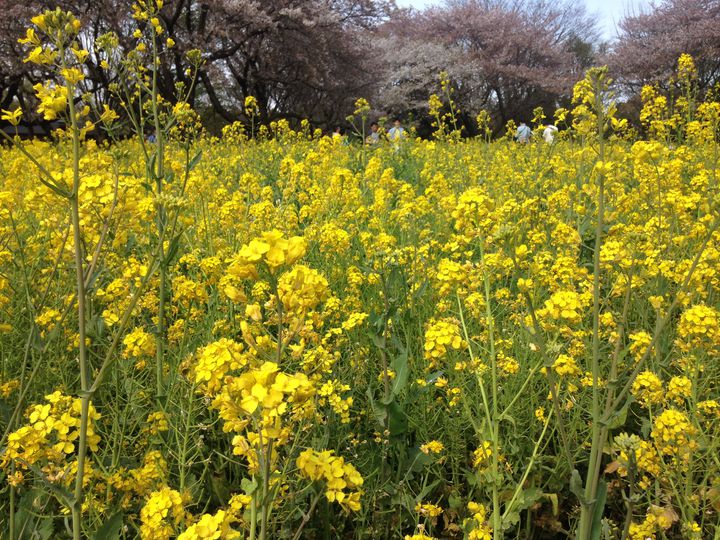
[394,0,650,39]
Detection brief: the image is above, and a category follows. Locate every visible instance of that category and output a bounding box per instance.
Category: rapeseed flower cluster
[1,392,100,485]
[139,486,188,539]
[423,318,465,368]
[465,502,493,540]
[296,448,364,511]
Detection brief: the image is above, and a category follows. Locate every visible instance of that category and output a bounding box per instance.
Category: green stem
[151,23,167,402]
[260,440,274,540]
[250,493,258,540]
[63,75,89,540]
[9,467,15,540]
[291,492,323,540]
[577,73,607,540]
[502,407,553,521]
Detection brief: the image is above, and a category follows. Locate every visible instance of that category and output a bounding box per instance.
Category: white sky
[394,0,651,39]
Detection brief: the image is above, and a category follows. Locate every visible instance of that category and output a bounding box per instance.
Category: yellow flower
[651,408,697,459]
[423,318,464,367]
[297,448,363,512]
[415,502,442,517]
[99,104,119,125]
[1,108,23,126]
[666,375,691,405]
[552,354,581,377]
[33,82,68,120]
[631,371,663,407]
[419,440,444,454]
[60,67,84,84]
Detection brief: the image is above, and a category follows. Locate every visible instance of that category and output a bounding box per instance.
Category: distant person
[387,118,406,142]
[543,124,558,144]
[515,122,532,144]
[366,122,380,144]
[332,126,343,139]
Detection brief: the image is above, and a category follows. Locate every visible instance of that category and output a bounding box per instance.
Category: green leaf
[406,447,434,474]
[188,150,203,171]
[569,469,586,505]
[605,400,630,430]
[370,332,385,350]
[415,479,441,502]
[11,490,55,540]
[504,510,521,529]
[590,480,607,540]
[241,477,258,496]
[366,387,386,426]
[92,512,124,540]
[147,154,157,179]
[164,233,183,268]
[387,400,407,436]
[448,491,463,510]
[390,350,409,396]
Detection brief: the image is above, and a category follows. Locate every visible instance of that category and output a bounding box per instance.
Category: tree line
[1,0,719,136]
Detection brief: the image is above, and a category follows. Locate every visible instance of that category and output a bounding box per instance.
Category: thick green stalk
[259,440,274,540]
[577,72,607,540]
[64,76,90,540]
[151,25,167,402]
[249,495,258,540]
[9,470,15,539]
[457,241,501,538]
[482,248,501,540]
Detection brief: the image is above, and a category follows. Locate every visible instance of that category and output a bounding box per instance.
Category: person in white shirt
[515,122,532,143]
[366,122,380,144]
[387,118,406,141]
[543,124,558,143]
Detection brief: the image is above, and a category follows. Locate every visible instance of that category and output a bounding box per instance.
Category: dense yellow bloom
[123,326,156,359]
[540,290,586,324]
[420,440,444,454]
[1,108,23,126]
[666,375,692,405]
[676,304,719,352]
[297,448,364,512]
[318,379,353,423]
[651,409,697,459]
[0,378,20,398]
[415,502,442,517]
[552,354,582,377]
[277,264,329,312]
[423,318,464,367]
[452,187,494,237]
[631,371,664,407]
[465,502,493,540]
[1,391,100,476]
[145,411,169,435]
[227,231,306,278]
[472,441,495,472]
[33,82,68,120]
[193,339,247,395]
[178,510,240,539]
[140,487,187,540]
[2,36,720,539]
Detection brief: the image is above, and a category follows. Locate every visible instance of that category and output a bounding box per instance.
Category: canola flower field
[2,8,720,540]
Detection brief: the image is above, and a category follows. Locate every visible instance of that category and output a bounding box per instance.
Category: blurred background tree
[1,0,719,135]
